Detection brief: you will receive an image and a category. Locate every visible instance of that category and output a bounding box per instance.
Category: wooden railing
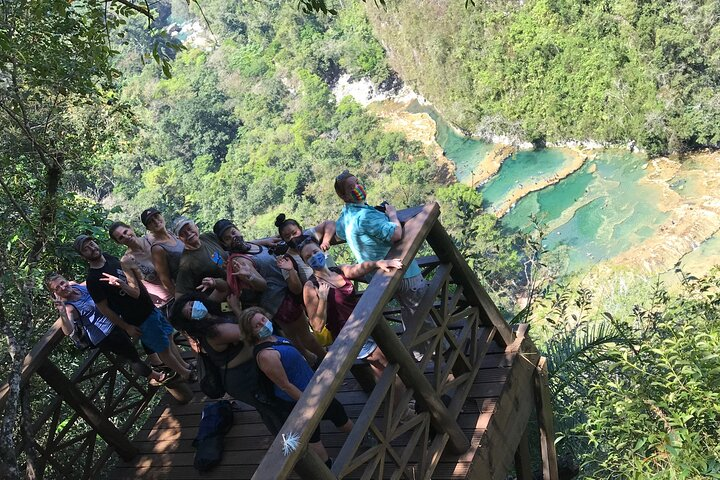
[0,320,164,479]
[253,202,516,479]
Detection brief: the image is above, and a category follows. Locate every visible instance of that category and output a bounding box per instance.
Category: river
[372,96,720,279]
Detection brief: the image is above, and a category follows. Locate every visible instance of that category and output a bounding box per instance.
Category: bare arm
[104,257,142,299]
[151,245,175,296]
[94,299,141,338]
[257,349,304,401]
[315,220,336,251]
[277,256,302,295]
[196,277,229,302]
[384,204,403,243]
[53,298,77,336]
[251,237,281,248]
[339,259,404,280]
[232,259,267,291]
[303,281,329,332]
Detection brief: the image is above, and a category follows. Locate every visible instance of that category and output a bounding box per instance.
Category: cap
[213,219,236,240]
[140,207,161,226]
[172,216,194,237]
[73,235,93,254]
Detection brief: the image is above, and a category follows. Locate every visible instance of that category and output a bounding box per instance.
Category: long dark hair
[274,213,302,237]
[170,292,228,339]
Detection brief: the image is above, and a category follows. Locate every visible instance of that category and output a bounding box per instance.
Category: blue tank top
[271,338,314,402]
[66,285,115,346]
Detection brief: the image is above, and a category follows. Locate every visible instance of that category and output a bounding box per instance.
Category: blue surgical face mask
[258,320,273,339]
[191,301,208,320]
[308,251,327,270]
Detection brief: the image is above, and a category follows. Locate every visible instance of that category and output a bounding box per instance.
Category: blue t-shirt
[270,338,314,402]
[335,203,421,279]
[66,285,115,346]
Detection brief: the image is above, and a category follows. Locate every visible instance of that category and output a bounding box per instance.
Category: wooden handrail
[252,202,475,479]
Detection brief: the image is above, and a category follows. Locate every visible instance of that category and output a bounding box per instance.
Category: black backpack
[253,338,294,408]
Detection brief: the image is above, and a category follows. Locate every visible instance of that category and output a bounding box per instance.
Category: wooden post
[35,360,137,461]
[425,222,515,347]
[372,318,470,454]
[252,204,442,480]
[534,357,559,480]
[514,428,532,480]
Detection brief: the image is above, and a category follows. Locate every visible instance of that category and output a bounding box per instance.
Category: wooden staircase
[1,203,558,480]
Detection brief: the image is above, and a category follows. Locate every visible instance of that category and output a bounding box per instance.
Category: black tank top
[198,319,246,367]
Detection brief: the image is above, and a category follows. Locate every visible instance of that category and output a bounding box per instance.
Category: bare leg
[338,419,353,433]
[367,347,406,408]
[147,353,162,367]
[309,441,329,462]
[168,337,191,369]
[156,342,191,380]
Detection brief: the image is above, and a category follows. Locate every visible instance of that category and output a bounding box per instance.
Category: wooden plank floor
[110,343,518,480]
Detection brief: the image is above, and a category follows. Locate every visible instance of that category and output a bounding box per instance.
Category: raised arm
[303,281,329,333]
[314,220,337,251]
[231,258,267,291]
[384,204,403,243]
[151,245,175,297]
[53,298,78,337]
[105,256,142,299]
[251,236,281,248]
[277,256,302,295]
[257,349,304,401]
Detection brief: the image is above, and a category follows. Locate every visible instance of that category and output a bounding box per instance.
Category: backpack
[196,351,226,399]
[69,317,93,350]
[193,400,234,471]
[253,338,294,407]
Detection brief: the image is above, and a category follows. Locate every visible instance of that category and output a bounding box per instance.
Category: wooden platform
[110,339,530,480]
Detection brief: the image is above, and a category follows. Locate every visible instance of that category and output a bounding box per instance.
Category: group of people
[47,170,431,466]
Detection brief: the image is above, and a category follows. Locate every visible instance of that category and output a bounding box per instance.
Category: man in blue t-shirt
[333,171,433,358]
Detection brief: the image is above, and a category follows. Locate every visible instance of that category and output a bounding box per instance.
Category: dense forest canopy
[1,0,719,478]
[366,0,720,155]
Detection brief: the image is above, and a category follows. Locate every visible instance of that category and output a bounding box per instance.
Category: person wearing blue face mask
[296,237,410,392]
[170,293,287,435]
[297,237,402,342]
[238,306,354,469]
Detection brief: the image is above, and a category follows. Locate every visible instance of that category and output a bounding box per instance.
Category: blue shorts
[139,309,173,354]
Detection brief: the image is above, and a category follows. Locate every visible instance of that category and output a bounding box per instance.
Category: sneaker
[361,430,379,448]
[399,406,416,424]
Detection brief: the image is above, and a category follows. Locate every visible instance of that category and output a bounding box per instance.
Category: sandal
[150,370,177,387]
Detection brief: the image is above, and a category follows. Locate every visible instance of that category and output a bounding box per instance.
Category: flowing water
[408,101,688,273]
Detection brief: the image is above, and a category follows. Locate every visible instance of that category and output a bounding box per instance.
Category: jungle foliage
[536,270,720,478]
[2,1,720,479]
[365,0,720,155]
